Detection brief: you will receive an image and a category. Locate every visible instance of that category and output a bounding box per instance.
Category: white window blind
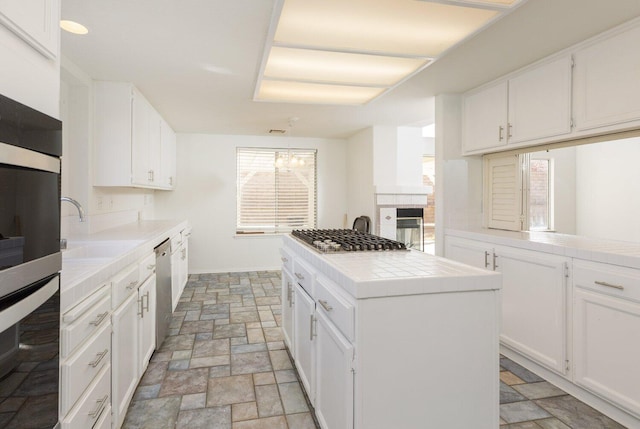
[237,148,317,234]
[484,154,523,231]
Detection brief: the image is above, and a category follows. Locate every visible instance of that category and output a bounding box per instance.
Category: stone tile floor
[122,270,628,429]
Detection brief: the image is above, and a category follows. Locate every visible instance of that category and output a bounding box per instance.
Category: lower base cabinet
[281,269,295,351]
[293,283,315,404]
[112,291,139,429]
[315,309,354,429]
[61,364,111,429]
[138,274,157,375]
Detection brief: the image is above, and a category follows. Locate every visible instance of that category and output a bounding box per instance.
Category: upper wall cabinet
[0,0,60,59]
[463,56,572,155]
[463,81,508,153]
[573,24,640,132]
[94,82,176,190]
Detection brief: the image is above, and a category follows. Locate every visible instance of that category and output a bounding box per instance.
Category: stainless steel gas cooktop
[291,229,407,253]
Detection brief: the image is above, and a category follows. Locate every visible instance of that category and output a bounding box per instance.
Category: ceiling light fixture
[60,20,89,35]
[254,0,527,105]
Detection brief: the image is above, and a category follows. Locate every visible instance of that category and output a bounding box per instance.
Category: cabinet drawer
[573,259,640,303]
[61,363,111,429]
[93,404,112,429]
[316,275,355,341]
[139,252,156,284]
[112,263,140,309]
[61,284,111,358]
[61,322,111,416]
[292,258,315,297]
[280,247,294,273]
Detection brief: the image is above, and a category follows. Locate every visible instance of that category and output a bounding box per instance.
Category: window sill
[234,232,286,239]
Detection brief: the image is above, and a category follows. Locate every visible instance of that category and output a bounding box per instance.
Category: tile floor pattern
[122,270,628,429]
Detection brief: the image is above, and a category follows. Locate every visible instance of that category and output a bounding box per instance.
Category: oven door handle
[0,275,59,333]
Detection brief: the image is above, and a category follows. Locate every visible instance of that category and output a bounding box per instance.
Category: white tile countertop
[60,219,189,313]
[446,228,640,269]
[283,235,501,299]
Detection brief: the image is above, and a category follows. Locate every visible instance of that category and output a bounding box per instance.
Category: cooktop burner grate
[291,229,407,253]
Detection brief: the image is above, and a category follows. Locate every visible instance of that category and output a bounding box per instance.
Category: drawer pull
[126,280,139,290]
[88,394,109,419]
[295,272,304,280]
[147,264,156,270]
[89,312,109,326]
[281,257,288,263]
[318,299,333,312]
[310,314,316,340]
[594,280,624,290]
[88,349,108,368]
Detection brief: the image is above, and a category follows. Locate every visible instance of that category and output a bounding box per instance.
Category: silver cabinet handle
[181,248,186,260]
[126,280,139,290]
[318,299,333,312]
[89,312,109,326]
[139,291,150,317]
[281,257,288,263]
[493,253,498,270]
[147,264,156,270]
[484,251,490,268]
[507,123,513,139]
[309,314,317,340]
[287,282,293,307]
[295,272,304,280]
[498,125,504,141]
[148,170,153,182]
[88,394,109,419]
[594,280,624,290]
[88,349,108,368]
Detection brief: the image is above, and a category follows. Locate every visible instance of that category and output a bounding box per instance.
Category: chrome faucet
[60,196,85,222]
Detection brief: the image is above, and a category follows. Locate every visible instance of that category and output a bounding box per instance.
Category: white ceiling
[60,0,640,139]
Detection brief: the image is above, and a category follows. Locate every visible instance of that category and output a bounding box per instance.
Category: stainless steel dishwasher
[154,239,172,349]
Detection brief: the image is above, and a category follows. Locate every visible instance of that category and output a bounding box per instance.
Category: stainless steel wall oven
[0,94,62,429]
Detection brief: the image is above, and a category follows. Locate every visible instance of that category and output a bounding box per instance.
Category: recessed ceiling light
[60,20,88,35]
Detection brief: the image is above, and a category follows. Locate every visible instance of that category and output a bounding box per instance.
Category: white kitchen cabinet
[495,245,569,375]
[111,290,139,429]
[315,308,354,429]
[444,235,494,270]
[573,260,640,417]
[160,118,177,188]
[507,56,573,144]
[445,236,569,375]
[138,273,156,375]
[170,230,189,311]
[281,268,295,352]
[0,0,59,59]
[462,81,508,153]
[293,282,316,405]
[573,23,640,132]
[61,364,111,429]
[463,56,572,155]
[94,81,175,190]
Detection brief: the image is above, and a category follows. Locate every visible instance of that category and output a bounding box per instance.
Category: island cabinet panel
[282,234,501,429]
[281,267,295,352]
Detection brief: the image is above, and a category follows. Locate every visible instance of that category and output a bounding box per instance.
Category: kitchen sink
[62,240,142,260]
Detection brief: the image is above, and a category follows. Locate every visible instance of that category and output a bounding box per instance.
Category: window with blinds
[236,148,317,234]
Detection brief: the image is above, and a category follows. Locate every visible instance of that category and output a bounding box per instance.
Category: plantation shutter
[485,154,523,231]
[237,148,317,233]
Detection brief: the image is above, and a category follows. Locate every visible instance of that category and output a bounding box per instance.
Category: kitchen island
[281,233,502,429]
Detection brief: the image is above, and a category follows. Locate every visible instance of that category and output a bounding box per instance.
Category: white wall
[372,126,398,188]
[0,20,60,118]
[575,137,640,243]
[154,133,348,273]
[396,126,425,187]
[346,128,375,227]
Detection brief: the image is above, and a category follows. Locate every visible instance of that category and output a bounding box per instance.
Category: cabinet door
[462,81,508,154]
[131,89,152,186]
[315,310,354,429]
[171,249,181,312]
[574,24,640,131]
[496,246,568,375]
[293,283,315,405]
[444,236,493,270]
[179,241,189,293]
[138,274,157,375]
[508,56,572,144]
[281,269,295,353]
[160,119,177,189]
[148,108,162,185]
[112,292,139,429]
[573,288,640,416]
